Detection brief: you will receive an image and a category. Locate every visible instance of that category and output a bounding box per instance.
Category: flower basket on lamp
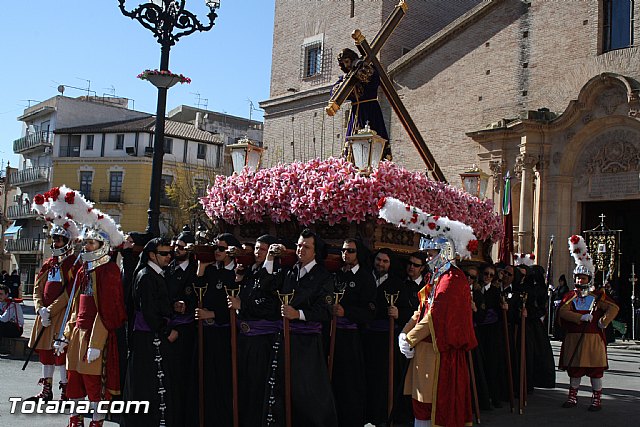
[137,69,191,89]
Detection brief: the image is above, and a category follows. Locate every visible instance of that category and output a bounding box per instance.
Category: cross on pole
[599,213,606,227]
[631,263,637,340]
[325,0,447,182]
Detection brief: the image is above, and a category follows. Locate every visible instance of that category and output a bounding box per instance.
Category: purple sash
[336,317,358,330]
[477,309,499,326]
[133,310,152,332]
[168,313,194,327]
[238,319,281,336]
[364,319,392,333]
[289,321,322,335]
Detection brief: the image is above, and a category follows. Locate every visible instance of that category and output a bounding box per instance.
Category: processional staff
[631,263,637,341]
[384,291,399,422]
[277,290,295,427]
[225,285,240,427]
[328,286,345,382]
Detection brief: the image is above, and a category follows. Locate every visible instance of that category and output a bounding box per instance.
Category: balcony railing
[99,189,125,203]
[13,131,54,154]
[7,204,36,220]
[5,238,45,254]
[9,167,50,187]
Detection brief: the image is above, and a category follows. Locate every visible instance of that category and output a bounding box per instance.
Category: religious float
[199,155,503,261]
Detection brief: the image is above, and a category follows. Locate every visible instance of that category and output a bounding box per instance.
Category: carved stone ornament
[598,88,624,115]
[513,153,538,180]
[629,89,640,117]
[584,130,640,175]
[488,160,504,193]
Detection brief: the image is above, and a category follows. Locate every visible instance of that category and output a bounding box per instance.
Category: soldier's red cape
[430,267,477,427]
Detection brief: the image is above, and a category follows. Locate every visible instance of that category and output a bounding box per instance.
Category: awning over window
[4,221,24,237]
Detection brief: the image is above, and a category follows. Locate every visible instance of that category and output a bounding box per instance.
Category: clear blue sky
[0,0,275,168]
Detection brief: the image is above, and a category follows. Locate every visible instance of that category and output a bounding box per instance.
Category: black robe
[165,258,198,427]
[512,278,556,392]
[236,262,282,427]
[266,262,338,427]
[330,266,376,427]
[473,285,508,407]
[124,265,174,427]
[362,273,414,425]
[186,264,236,427]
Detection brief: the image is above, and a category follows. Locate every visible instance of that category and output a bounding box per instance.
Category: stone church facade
[260,0,640,283]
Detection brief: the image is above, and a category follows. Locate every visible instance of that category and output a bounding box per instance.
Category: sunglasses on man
[341,248,357,254]
[156,250,173,257]
[407,261,424,268]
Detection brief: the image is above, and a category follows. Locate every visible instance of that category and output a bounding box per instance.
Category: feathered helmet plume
[378,197,479,259]
[568,234,594,278]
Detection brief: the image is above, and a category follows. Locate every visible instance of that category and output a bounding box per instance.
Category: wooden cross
[325,0,447,182]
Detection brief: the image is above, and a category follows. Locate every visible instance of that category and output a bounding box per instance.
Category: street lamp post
[119,0,221,236]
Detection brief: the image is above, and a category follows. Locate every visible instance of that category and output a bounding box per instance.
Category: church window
[301,34,325,79]
[602,0,634,52]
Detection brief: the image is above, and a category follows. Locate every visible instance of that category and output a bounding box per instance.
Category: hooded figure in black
[227,234,283,427]
[124,237,176,427]
[327,238,376,427]
[266,229,338,427]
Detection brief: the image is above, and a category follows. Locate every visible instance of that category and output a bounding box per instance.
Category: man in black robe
[362,248,414,426]
[188,233,241,427]
[124,237,176,427]
[165,229,198,426]
[268,229,337,427]
[330,238,376,427]
[228,234,282,427]
[473,264,507,408]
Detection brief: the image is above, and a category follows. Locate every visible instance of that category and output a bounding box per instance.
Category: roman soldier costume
[28,195,81,401]
[558,235,619,411]
[379,197,478,427]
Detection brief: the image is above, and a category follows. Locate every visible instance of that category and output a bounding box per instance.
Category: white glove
[86,348,101,363]
[580,313,593,322]
[598,318,606,329]
[53,339,68,356]
[398,333,415,359]
[39,307,51,327]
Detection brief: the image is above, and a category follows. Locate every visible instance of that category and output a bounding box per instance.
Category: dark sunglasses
[215,245,228,252]
[503,272,513,277]
[156,250,173,257]
[408,261,424,268]
[484,272,495,277]
[341,248,357,254]
[468,275,477,280]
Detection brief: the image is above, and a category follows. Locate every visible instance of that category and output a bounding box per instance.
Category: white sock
[43,364,55,378]
[58,364,68,384]
[590,377,603,391]
[414,419,431,427]
[90,401,106,422]
[569,376,581,389]
[71,398,84,417]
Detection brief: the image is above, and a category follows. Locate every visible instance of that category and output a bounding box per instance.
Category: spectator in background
[8,270,21,299]
[0,284,24,338]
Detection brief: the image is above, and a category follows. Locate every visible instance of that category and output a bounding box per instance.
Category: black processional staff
[277,290,295,427]
[225,285,240,427]
[384,291,399,421]
[546,235,555,336]
[193,281,208,427]
[328,282,345,382]
[519,292,528,415]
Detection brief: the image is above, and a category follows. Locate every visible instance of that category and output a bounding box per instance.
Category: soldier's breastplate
[43,266,63,306]
[572,295,595,312]
[77,295,98,330]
